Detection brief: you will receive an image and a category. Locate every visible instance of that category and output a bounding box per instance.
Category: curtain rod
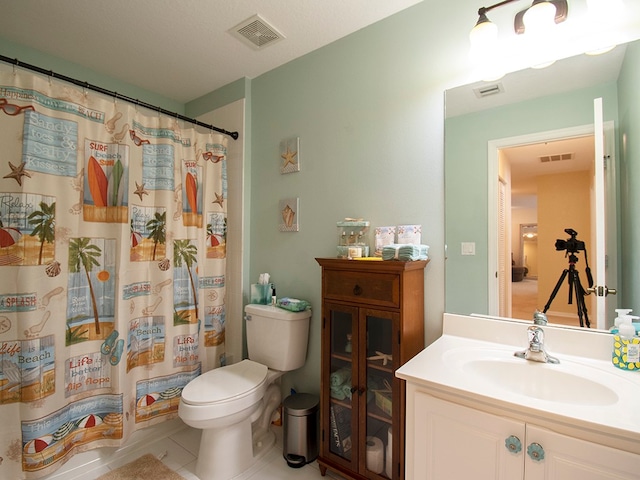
[0,54,239,140]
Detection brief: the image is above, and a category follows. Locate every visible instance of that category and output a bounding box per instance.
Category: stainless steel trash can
[282,393,319,468]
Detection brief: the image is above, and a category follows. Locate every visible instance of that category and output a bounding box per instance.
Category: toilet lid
[181,360,268,406]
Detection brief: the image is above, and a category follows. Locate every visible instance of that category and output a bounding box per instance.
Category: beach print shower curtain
[0,67,228,479]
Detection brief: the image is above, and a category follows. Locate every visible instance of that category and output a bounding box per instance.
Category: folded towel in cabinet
[381,244,429,261]
[331,385,347,400]
[330,368,351,387]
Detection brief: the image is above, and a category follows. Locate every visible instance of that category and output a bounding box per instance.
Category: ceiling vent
[473,83,504,98]
[539,152,574,163]
[229,14,285,50]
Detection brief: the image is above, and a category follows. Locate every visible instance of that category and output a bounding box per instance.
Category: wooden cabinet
[316,258,428,480]
[408,389,640,480]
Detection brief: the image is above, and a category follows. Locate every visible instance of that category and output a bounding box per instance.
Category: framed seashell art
[279,197,299,232]
[280,137,300,174]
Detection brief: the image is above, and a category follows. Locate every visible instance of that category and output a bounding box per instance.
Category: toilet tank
[245,304,311,371]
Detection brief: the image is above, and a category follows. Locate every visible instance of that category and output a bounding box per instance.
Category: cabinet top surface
[316,257,428,272]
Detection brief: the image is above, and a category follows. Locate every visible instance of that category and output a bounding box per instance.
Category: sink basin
[444,348,619,406]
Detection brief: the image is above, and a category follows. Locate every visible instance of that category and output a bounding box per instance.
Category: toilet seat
[181,359,268,407]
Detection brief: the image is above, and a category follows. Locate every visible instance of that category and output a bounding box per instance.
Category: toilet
[179,304,312,480]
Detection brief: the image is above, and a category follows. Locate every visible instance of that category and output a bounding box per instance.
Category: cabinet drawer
[323,269,399,307]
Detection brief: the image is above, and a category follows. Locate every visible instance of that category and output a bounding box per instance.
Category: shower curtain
[0,67,228,479]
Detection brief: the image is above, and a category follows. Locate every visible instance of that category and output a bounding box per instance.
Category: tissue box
[337,220,370,258]
[397,225,421,245]
[250,284,271,304]
[374,226,396,257]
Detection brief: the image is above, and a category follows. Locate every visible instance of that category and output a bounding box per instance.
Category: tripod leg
[574,272,591,328]
[543,269,569,314]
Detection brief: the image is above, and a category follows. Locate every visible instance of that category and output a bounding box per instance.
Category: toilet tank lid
[245,304,311,320]
[181,360,267,405]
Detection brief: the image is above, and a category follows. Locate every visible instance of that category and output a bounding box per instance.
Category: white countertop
[396,313,640,454]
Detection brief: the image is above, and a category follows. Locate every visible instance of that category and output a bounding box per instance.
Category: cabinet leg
[319,464,327,476]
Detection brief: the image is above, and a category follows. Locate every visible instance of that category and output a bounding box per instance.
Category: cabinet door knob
[353,284,363,295]
[358,386,366,395]
[527,443,545,462]
[350,386,358,394]
[504,435,522,454]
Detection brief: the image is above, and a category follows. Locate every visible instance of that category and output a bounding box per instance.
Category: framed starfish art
[279,137,300,174]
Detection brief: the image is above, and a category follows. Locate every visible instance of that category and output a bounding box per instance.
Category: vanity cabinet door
[412,392,525,479]
[525,425,640,480]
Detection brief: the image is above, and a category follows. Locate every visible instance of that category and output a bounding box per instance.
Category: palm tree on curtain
[174,239,198,318]
[146,211,166,260]
[69,237,102,335]
[28,201,56,265]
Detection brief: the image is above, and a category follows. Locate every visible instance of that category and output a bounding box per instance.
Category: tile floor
[42,418,342,480]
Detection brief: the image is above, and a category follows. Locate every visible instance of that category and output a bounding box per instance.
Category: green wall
[445,83,619,315]
[618,41,640,311]
[248,4,450,394]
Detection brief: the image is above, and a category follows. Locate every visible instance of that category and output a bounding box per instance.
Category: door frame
[487,122,616,328]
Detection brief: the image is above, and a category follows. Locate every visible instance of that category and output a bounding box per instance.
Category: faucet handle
[527,325,544,351]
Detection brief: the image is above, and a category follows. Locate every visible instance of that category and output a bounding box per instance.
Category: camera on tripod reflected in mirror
[554,228,585,254]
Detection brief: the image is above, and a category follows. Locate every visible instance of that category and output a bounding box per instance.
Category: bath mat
[96,453,187,480]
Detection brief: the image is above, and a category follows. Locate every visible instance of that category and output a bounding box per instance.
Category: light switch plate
[461,242,476,255]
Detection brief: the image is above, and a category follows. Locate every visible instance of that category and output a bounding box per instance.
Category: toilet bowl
[179,304,312,480]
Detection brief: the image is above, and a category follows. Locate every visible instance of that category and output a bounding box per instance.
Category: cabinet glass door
[326,303,358,467]
[362,308,398,479]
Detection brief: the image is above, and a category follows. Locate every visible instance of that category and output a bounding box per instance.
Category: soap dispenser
[612,314,640,371]
[611,308,633,333]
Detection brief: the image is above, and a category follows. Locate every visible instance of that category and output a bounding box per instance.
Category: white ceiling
[0,0,423,103]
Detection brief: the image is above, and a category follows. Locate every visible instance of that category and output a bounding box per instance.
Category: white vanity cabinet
[407,388,640,480]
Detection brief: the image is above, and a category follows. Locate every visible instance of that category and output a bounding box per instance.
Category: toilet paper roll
[365,436,384,474]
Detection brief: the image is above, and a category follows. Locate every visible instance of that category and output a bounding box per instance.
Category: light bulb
[469,15,498,56]
[523,1,557,34]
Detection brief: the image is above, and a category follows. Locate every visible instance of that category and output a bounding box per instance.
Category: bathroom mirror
[444,39,640,330]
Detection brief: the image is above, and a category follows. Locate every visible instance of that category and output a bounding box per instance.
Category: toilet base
[194,384,282,480]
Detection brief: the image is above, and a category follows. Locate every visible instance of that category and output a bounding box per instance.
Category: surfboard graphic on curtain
[181,160,202,227]
[83,139,129,224]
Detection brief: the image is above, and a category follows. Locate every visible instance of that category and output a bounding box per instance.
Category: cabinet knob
[527,443,545,462]
[353,284,363,295]
[504,435,522,454]
[350,386,358,394]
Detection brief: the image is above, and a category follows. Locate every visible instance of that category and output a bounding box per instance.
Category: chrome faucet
[514,311,560,364]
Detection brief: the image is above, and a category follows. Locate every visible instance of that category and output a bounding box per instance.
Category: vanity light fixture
[470,0,569,51]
